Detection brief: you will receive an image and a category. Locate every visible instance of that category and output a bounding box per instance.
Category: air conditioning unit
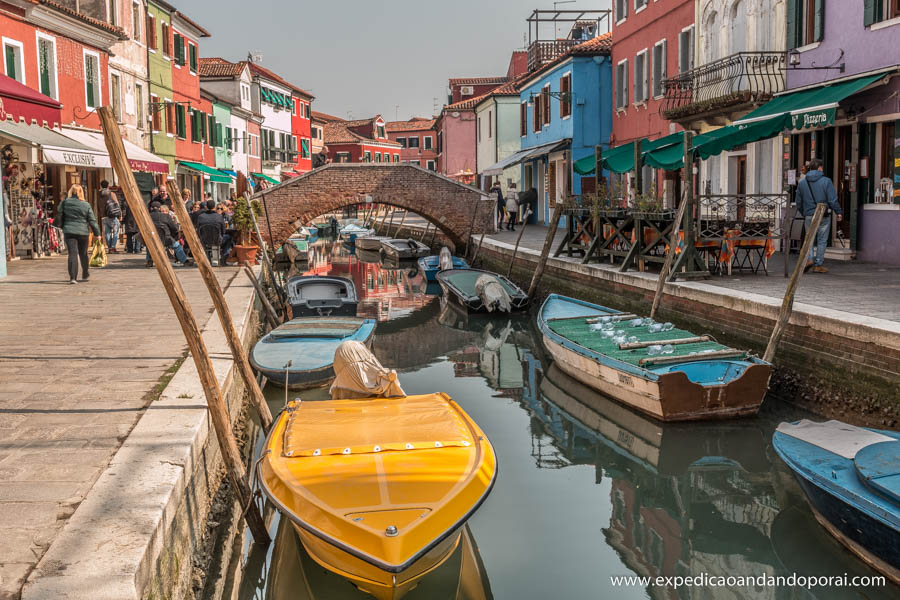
[460,86,474,96]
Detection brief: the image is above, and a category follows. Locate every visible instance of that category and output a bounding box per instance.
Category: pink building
[435,94,482,183]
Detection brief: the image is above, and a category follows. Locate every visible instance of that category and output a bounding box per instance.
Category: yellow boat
[258,393,497,600]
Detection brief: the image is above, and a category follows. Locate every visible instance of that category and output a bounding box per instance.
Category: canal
[223,239,897,600]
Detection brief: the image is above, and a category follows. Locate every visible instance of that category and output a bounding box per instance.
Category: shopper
[122,194,141,253]
[491,182,505,228]
[100,180,121,252]
[57,184,100,284]
[796,157,842,274]
[182,188,194,212]
[146,201,192,267]
[505,183,519,231]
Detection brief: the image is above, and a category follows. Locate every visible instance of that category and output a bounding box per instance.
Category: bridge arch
[252,164,494,248]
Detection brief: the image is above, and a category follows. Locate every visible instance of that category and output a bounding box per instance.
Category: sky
[193,0,611,121]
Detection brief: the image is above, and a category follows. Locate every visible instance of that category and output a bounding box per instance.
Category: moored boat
[436,268,528,313]
[258,392,497,599]
[286,275,358,317]
[418,253,469,282]
[274,237,309,271]
[773,420,900,584]
[340,223,374,243]
[355,235,391,252]
[380,238,430,260]
[537,294,771,421]
[249,317,376,389]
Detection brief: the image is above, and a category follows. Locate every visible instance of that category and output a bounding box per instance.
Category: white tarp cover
[439,247,453,271]
[475,274,511,313]
[330,340,406,400]
[777,419,895,459]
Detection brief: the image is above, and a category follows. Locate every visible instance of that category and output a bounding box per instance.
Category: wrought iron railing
[697,193,787,239]
[528,40,579,72]
[662,52,785,120]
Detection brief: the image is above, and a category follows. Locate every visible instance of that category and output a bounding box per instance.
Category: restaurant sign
[790,107,836,130]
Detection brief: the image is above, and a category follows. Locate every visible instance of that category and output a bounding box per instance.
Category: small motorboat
[258,392,497,600]
[773,420,900,584]
[380,238,430,260]
[537,294,772,421]
[436,268,528,313]
[249,317,376,389]
[418,247,469,282]
[286,275,358,317]
[340,223,374,243]
[355,235,391,252]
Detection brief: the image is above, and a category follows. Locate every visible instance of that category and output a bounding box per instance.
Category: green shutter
[189,43,197,71]
[216,124,223,149]
[786,0,800,50]
[85,58,95,108]
[5,45,15,80]
[175,35,184,65]
[201,112,207,143]
[207,115,214,146]
[863,0,876,27]
[813,0,825,42]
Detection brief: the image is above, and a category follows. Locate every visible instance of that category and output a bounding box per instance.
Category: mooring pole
[396,210,408,237]
[763,203,826,363]
[527,199,566,298]
[386,207,396,236]
[98,107,270,546]
[242,263,281,330]
[420,222,431,242]
[506,207,533,277]
[244,192,286,318]
[649,189,689,320]
[465,198,483,259]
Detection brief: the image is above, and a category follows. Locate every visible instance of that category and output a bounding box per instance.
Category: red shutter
[520,103,526,136]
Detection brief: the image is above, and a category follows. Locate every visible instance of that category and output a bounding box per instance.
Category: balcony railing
[262,148,297,164]
[662,52,785,121]
[528,39,579,72]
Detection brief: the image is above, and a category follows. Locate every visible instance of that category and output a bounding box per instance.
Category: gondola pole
[242,263,281,330]
[649,189,688,320]
[527,198,566,298]
[396,210,408,237]
[97,106,270,545]
[506,207,533,277]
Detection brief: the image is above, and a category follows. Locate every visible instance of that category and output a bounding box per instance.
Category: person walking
[796,157,842,274]
[57,184,100,284]
[505,183,519,231]
[491,182,505,229]
[146,201,192,267]
[100,180,121,253]
[122,194,141,253]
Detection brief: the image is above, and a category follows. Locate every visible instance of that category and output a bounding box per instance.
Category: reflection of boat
[250,317,376,389]
[538,294,772,421]
[418,255,469,282]
[275,237,310,271]
[287,275,359,317]
[356,248,383,264]
[381,238,430,260]
[356,235,391,252]
[258,393,497,600]
[773,420,900,584]
[436,269,528,313]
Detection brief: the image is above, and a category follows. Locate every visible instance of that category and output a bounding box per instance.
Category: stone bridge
[253,164,495,248]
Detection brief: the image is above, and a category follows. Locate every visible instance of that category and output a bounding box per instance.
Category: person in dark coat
[122,193,141,253]
[56,184,100,284]
[100,180,121,252]
[146,201,191,266]
[195,200,227,265]
[518,187,538,223]
[796,157,842,274]
[491,182,505,228]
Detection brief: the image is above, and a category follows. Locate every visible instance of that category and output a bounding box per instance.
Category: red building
[447,76,507,105]
[247,116,262,174]
[324,116,402,164]
[291,90,313,174]
[385,118,437,170]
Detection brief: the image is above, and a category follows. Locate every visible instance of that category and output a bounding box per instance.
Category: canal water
[229,239,897,600]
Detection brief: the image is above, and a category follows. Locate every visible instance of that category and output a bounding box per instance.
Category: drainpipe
[146,30,154,157]
[493,98,499,188]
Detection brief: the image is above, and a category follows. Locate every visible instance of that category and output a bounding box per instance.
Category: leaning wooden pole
[242,263,281,330]
[244,191,286,317]
[763,203,826,363]
[464,197,482,259]
[386,207,396,236]
[649,190,689,320]
[396,210,408,237]
[506,207,533,277]
[527,200,566,298]
[420,222,431,242]
[97,107,270,545]
[166,181,273,434]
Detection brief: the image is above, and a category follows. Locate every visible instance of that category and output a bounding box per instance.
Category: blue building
[517,34,612,224]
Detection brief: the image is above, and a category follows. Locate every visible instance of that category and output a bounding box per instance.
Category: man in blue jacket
[796,158,842,273]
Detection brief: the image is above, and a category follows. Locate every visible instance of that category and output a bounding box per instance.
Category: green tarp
[179,161,232,184]
[251,172,280,185]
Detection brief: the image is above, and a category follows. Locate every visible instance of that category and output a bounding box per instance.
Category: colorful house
[386,118,438,170]
[435,97,479,182]
[476,79,523,193]
[324,116,402,164]
[146,0,175,175]
[291,89,313,174]
[248,60,299,184]
[447,76,508,105]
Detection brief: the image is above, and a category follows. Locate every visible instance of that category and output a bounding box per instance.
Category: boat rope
[247,449,271,520]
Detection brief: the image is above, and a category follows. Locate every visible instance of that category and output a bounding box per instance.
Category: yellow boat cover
[282,395,475,457]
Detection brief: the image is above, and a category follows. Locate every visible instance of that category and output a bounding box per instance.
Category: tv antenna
[247,51,264,63]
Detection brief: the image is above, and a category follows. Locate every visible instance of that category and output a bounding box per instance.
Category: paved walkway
[0,253,238,599]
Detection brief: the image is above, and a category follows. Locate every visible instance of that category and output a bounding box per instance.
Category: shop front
[178,161,232,204]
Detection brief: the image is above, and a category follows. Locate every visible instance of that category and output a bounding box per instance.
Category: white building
[248,61,295,182]
[198,57,259,178]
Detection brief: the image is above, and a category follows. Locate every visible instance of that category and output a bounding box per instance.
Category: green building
[147,0,175,175]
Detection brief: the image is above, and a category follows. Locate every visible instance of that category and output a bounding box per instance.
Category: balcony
[527,40,579,72]
[662,52,785,123]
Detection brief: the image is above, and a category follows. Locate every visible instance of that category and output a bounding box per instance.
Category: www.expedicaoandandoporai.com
[609,573,887,590]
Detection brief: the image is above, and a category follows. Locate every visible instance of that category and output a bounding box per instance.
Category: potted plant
[231,195,263,265]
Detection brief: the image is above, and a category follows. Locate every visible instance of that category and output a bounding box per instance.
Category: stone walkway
[0,253,238,599]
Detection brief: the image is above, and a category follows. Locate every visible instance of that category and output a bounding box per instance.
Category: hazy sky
[194,0,611,121]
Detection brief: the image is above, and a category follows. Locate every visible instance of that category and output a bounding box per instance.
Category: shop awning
[482,147,534,176]
[219,169,237,178]
[733,73,885,130]
[0,73,62,127]
[575,132,686,175]
[180,160,232,183]
[251,172,280,185]
[60,128,169,174]
[0,119,98,164]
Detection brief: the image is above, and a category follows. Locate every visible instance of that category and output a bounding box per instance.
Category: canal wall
[477,238,900,427]
[22,271,262,600]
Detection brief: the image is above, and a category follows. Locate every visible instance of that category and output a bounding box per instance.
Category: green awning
[179,160,232,183]
[695,113,790,160]
[260,88,272,103]
[574,132,688,175]
[251,172,279,185]
[734,73,884,130]
[644,141,686,170]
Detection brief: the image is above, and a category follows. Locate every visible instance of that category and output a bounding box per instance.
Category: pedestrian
[150,186,160,204]
[505,183,519,231]
[100,180,121,253]
[156,187,171,207]
[491,182,505,228]
[182,188,193,212]
[146,201,192,267]
[196,199,227,265]
[122,193,141,253]
[56,184,100,284]
[796,157,842,274]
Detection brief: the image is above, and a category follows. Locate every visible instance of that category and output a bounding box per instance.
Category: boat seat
[854,440,900,504]
[776,420,895,459]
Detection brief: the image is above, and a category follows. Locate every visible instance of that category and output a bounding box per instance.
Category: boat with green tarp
[436,268,528,313]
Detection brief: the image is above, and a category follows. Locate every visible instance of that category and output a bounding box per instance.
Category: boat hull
[291,301,358,318]
[435,269,529,313]
[356,236,390,252]
[381,240,430,260]
[287,276,359,318]
[418,256,469,282]
[256,330,373,390]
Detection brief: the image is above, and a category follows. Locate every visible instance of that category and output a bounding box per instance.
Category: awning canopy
[482,147,534,176]
[0,119,98,164]
[219,169,237,178]
[251,172,279,185]
[180,160,232,183]
[0,73,62,127]
[574,132,685,175]
[60,128,169,174]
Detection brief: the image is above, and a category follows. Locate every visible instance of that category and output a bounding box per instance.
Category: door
[836,125,852,239]
[536,161,545,223]
[548,161,557,224]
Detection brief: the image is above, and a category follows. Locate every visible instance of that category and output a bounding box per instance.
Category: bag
[89,238,108,267]
[106,193,121,219]
[802,178,831,217]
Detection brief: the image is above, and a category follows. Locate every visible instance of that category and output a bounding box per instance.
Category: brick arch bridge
[253,164,494,249]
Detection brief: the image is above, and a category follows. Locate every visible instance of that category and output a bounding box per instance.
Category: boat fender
[475,274,512,313]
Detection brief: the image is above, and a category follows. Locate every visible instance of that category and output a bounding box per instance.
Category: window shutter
[189,43,197,71]
[786,0,800,49]
[217,124,223,148]
[863,0,876,27]
[814,0,825,42]
[39,42,51,96]
[520,103,526,135]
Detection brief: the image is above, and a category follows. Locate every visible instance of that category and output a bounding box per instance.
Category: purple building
[784,0,900,264]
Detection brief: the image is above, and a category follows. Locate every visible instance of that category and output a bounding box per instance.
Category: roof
[248,62,314,99]
[386,119,437,132]
[520,32,613,88]
[312,110,344,123]
[444,91,493,111]
[448,76,508,86]
[324,122,401,147]
[199,57,247,78]
[33,1,128,39]
[342,117,378,128]
[171,10,210,38]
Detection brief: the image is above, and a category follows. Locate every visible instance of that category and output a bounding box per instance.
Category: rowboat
[286,275,359,317]
[773,420,900,584]
[537,294,771,421]
[274,237,309,271]
[380,238,430,260]
[340,224,374,243]
[418,254,469,282]
[355,235,391,252]
[249,317,376,389]
[258,393,497,600]
[436,268,528,313]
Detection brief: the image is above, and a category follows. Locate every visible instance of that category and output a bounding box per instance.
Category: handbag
[89,238,108,267]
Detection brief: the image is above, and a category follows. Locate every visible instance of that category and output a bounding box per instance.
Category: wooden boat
[355,235,391,252]
[537,294,771,421]
[340,224,374,243]
[356,247,383,265]
[773,420,900,584]
[380,238,430,260]
[250,317,376,389]
[258,393,497,600]
[286,275,359,317]
[274,237,309,271]
[435,268,528,313]
[418,254,469,282]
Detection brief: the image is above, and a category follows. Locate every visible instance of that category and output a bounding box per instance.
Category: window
[291,99,296,115]
[84,51,101,109]
[408,136,420,149]
[634,0,648,12]
[865,0,900,26]
[165,101,174,135]
[173,32,184,65]
[542,85,551,125]
[241,84,249,101]
[634,50,648,104]
[427,160,436,171]
[132,2,141,42]
[109,0,118,26]
[520,101,527,136]
[560,73,572,118]
[175,104,186,138]
[150,94,161,131]
[190,109,198,142]
[678,26,694,73]
[532,92,542,132]
[301,139,310,158]
[615,0,627,22]
[188,42,197,72]
[376,124,386,138]
[110,72,122,121]
[136,84,144,129]
[207,114,215,145]
[788,0,826,48]
[424,136,433,150]
[488,111,492,138]
[394,154,400,162]
[364,151,371,162]
[616,59,628,109]
[146,13,156,49]
[652,40,666,98]
[375,152,382,162]
[477,116,482,143]
[397,137,406,148]
[161,23,170,56]
[3,39,24,84]
[37,35,57,99]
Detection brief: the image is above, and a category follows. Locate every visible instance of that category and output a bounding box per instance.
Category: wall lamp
[788,48,845,73]
[527,90,573,105]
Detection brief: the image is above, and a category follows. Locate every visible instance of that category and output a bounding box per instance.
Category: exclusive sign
[790,108,835,130]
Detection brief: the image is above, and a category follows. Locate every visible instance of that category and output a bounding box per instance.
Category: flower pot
[233,244,259,266]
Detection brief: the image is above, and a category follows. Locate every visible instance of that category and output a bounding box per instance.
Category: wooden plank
[584,313,638,324]
[619,335,710,350]
[639,350,746,367]
[97,106,270,546]
[650,189,689,319]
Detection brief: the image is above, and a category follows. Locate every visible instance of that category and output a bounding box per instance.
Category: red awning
[0,74,62,128]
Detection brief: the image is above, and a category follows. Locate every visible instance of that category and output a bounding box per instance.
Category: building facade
[146,0,174,174]
[290,90,313,174]
[475,80,522,193]
[435,98,478,182]
[249,61,297,183]
[106,0,151,148]
[386,118,437,170]
[325,116,402,164]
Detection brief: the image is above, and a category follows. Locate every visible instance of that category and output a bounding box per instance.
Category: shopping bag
[89,238,108,268]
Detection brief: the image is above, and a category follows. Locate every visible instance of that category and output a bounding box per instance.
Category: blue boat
[250,317,376,389]
[418,255,469,282]
[537,294,772,421]
[773,420,900,584]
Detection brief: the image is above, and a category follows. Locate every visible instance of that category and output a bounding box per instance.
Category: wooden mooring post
[649,190,689,320]
[244,191,286,317]
[98,106,270,545]
[396,210,408,236]
[527,201,566,298]
[243,263,281,330]
[506,207,533,277]
[763,203,826,363]
[166,181,273,434]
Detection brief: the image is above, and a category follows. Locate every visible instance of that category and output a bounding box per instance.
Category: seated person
[195,200,228,265]
[147,201,192,267]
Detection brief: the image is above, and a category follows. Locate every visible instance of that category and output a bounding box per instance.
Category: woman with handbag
[56,184,100,284]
